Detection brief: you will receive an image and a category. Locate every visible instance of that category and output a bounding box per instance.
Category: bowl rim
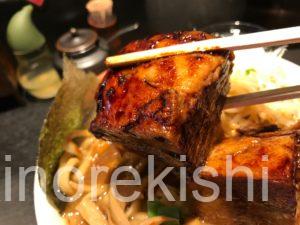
[34,170,64,225]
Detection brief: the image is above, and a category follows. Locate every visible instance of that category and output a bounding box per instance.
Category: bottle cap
[6,5,46,55]
[86,0,117,29]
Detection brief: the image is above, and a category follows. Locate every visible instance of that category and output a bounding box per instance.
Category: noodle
[76,194,108,225]
[108,190,131,225]
[57,157,80,196]
[59,130,195,225]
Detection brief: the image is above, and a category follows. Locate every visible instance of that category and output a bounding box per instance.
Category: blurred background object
[55,27,108,73]
[145,0,247,32]
[201,21,288,57]
[244,0,300,28]
[86,0,116,29]
[0,42,25,111]
[54,23,139,73]
[201,21,265,37]
[86,0,139,53]
[144,0,300,32]
[0,0,88,47]
[6,4,61,100]
[1,0,300,43]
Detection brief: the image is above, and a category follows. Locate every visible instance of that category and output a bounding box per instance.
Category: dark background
[1,0,300,47]
[0,0,300,225]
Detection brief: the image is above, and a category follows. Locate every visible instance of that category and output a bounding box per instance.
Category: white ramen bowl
[34,54,300,225]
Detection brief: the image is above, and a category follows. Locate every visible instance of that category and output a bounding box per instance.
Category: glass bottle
[6,4,61,99]
[15,46,61,99]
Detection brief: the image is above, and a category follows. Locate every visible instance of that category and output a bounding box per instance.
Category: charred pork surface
[90,31,234,167]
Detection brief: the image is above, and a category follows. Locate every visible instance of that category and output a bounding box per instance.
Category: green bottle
[6,5,61,99]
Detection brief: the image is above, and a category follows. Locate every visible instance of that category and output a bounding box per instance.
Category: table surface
[1,3,300,223]
[0,101,50,225]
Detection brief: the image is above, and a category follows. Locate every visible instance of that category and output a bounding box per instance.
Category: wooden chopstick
[224,85,300,109]
[105,26,300,67]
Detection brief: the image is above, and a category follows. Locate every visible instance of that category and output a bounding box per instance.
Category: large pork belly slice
[191,131,300,225]
[90,31,234,167]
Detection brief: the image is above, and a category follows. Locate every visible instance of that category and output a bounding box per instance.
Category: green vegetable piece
[147,201,162,218]
[245,68,256,76]
[7,5,46,55]
[157,206,181,220]
[147,201,181,225]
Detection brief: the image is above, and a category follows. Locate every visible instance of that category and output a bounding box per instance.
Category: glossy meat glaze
[90,31,234,167]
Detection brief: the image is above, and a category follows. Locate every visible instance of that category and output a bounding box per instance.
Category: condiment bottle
[6,5,61,99]
[86,0,121,51]
[54,28,108,74]
[86,0,117,32]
